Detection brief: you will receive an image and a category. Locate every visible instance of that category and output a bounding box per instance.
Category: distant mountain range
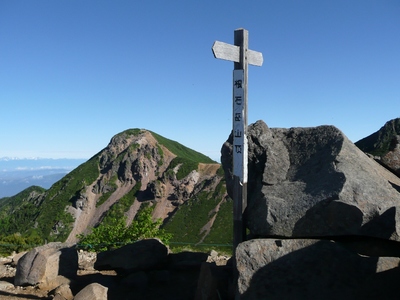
[0,158,86,198]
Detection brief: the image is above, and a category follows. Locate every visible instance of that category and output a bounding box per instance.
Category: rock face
[236,239,400,299]
[222,120,400,299]
[222,120,400,241]
[14,242,77,287]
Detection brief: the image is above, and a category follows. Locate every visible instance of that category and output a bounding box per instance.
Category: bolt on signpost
[212,29,263,251]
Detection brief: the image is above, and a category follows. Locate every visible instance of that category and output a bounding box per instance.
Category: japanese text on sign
[232,69,247,183]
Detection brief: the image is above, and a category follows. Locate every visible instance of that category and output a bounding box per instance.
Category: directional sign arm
[212,41,240,63]
[247,49,263,67]
[212,41,263,66]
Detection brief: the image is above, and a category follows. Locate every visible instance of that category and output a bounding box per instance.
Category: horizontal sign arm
[212,41,263,66]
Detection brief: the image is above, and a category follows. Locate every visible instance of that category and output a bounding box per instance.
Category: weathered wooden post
[212,28,263,250]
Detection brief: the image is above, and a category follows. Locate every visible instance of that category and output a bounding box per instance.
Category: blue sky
[1,1,399,161]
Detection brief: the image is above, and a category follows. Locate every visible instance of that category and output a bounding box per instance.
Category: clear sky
[1,1,399,161]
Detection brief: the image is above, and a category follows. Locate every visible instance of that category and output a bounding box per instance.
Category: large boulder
[94,239,169,273]
[221,120,400,240]
[14,242,78,287]
[236,238,400,299]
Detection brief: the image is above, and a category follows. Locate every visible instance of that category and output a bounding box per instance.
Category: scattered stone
[78,249,97,271]
[74,282,108,300]
[0,280,14,290]
[52,283,74,300]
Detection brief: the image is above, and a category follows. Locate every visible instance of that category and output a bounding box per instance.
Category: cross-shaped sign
[212,28,263,250]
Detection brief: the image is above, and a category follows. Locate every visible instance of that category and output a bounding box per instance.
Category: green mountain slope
[355,118,400,156]
[0,129,232,252]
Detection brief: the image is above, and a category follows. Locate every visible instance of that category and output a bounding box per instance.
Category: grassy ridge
[355,118,400,156]
[150,131,215,164]
[0,186,45,236]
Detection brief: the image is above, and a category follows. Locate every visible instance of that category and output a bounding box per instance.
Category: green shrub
[0,233,43,256]
[77,206,172,252]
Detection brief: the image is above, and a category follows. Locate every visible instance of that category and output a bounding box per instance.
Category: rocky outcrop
[222,120,400,240]
[222,120,400,299]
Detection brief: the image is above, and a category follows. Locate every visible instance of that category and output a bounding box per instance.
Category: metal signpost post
[212,28,263,250]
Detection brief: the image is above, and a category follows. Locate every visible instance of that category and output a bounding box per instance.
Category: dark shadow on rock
[84,250,209,300]
[244,207,400,299]
[293,200,364,237]
[240,240,379,300]
[70,273,119,296]
[356,266,400,299]
[360,207,396,240]
[58,246,79,279]
[94,239,169,274]
[334,235,400,257]
[389,181,400,193]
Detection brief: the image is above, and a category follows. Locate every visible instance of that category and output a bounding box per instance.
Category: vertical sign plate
[232,69,247,183]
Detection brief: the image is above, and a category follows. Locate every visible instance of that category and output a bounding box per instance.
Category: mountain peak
[0,129,229,249]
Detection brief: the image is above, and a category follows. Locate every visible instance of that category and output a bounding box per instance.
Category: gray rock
[52,283,74,300]
[222,120,400,240]
[94,239,168,273]
[11,251,27,267]
[236,238,400,300]
[0,280,14,290]
[14,242,78,287]
[74,282,108,300]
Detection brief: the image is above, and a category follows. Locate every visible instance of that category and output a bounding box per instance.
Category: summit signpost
[212,28,263,250]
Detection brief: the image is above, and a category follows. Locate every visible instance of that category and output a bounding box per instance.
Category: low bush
[77,206,172,252]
